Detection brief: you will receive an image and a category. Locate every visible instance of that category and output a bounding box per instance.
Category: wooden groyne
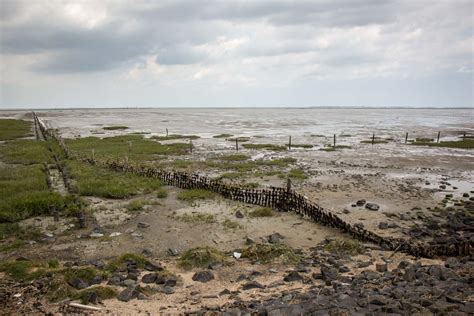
[32,113,472,258]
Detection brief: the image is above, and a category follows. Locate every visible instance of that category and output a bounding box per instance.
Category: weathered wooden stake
[235,139,239,151]
[288,136,292,151]
[405,132,408,144]
[437,131,440,143]
[91,149,95,161]
[372,133,375,146]
[53,207,59,222]
[333,134,336,148]
[166,128,169,137]
[463,131,466,139]
[190,140,193,153]
[287,178,292,192]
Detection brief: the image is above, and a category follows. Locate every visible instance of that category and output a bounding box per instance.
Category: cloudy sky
[0,0,472,108]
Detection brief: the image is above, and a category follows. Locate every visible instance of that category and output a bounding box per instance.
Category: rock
[357,261,372,269]
[338,266,350,273]
[284,271,303,282]
[109,232,121,237]
[108,276,122,286]
[439,185,446,189]
[343,209,350,214]
[235,210,244,218]
[233,252,242,259]
[68,278,88,289]
[137,222,150,228]
[164,277,177,287]
[44,232,54,238]
[321,265,339,281]
[126,272,139,281]
[160,286,175,294]
[365,203,380,211]
[89,233,104,238]
[376,263,388,272]
[131,232,143,238]
[219,289,231,296]
[268,233,284,244]
[462,193,469,198]
[168,248,179,256]
[144,261,163,271]
[89,275,103,285]
[123,279,136,287]
[398,260,411,269]
[141,273,157,283]
[312,272,322,280]
[369,295,387,305]
[192,271,214,283]
[242,281,265,290]
[208,262,223,270]
[118,287,136,302]
[246,237,255,245]
[378,222,389,230]
[295,263,311,273]
[403,267,416,282]
[356,199,366,207]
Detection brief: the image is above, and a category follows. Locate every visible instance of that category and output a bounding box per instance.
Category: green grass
[0,140,53,165]
[156,188,168,198]
[0,223,42,246]
[74,286,117,304]
[410,139,474,149]
[103,126,128,130]
[175,213,216,224]
[67,160,162,198]
[152,134,200,140]
[105,253,151,273]
[288,144,314,148]
[125,200,147,212]
[0,260,47,280]
[242,143,286,151]
[218,172,245,180]
[177,189,215,202]
[213,133,233,138]
[178,246,227,269]
[220,154,250,161]
[286,168,308,180]
[0,119,33,140]
[66,135,190,162]
[63,267,98,284]
[242,243,298,264]
[324,239,365,255]
[360,140,388,144]
[222,218,243,230]
[248,207,274,218]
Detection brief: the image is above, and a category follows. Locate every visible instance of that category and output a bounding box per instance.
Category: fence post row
[32,113,472,259]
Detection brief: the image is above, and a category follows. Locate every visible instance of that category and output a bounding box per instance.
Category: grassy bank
[0,119,33,140]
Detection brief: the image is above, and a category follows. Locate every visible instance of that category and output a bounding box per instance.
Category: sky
[0,0,473,109]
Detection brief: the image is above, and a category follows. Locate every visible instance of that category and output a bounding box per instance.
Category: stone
[462,193,469,198]
[164,277,177,287]
[168,248,179,256]
[109,232,121,237]
[235,210,244,218]
[123,279,136,287]
[219,289,231,296]
[89,275,103,285]
[137,222,150,228]
[356,199,366,207]
[192,271,215,283]
[369,295,387,305]
[141,273,157,283]
[68,278,88,289]
[365,203,380,211]
[118,287,136,302]
[144,261,163,271]
[161,286,175,294]
[295,263,311,273]
[246,237,255,245]
[242,281,265,290]
[89,233,104,238]
[378,222,389,230]
[126,272,139,281]
[108,276,122,286]
[321,266,339,281]
[338,266,350,273]
[343,209,350,214]
[268,233,284,244]
[403,267,416,282]
[131,232,143,238]
[376,263,388,273]
[208,262,223,270]
[284,271,304,282]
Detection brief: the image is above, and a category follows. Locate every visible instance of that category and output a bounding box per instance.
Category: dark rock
[208,262,223,270]
[68,278,89,289]
[403,267,416,282]
[369,295,387,305]
[242,281,265,290]
[89,275,102,285]
[338,266,350,273]
[250,271,262,277]
[137,222,150,228]
[160,286,175,295]
[235,210,244,218]
[236,274,248,282]
[107,276,122,286]
[343,209,350,214]
[356,199,366,206]
[284,271,304,282]
[378,222,389,229]
[164,277,177,287]
[126,272,138,281]
[398,260,411,269]
[365,203,380,211]
[321,266,339,281]
[376,263,388,272]
[192,271,214,283]
[155,275,166,284]
[141,273,157,283]
[312,272,322,280]
[295,263,311,273]
[144,261,163,271]
[268,233,284,244]
[462,193,469,198]
[118,287,136,302]
[219,289,231,296]
[168,248,179,256]
[357,261,372,269]
[246,237,255,245]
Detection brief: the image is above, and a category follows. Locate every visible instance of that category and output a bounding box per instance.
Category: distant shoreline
[1,106,473,111]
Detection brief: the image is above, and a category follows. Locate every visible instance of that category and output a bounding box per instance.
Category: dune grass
[242,143,286,151]
[248,207,274,218]
[0,119,33,141]
[103,126,128,130]
[152,134,200,141]
[178,247,227,269]
[286,168,308,180]
[213,133,233,138]
[177,189,215,202]
[0,140,54,165]
[319,145,352,152]
[410,139,474,149]
[67,160,162,198]
[288,144,314,148]
[242,243,298,264]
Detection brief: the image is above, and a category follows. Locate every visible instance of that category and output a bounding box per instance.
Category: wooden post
[53,207,59,222]
[288,136,292,151]
[235,139,239,151]
[166,128,169,137]
[463,131,466,139]
[287,178,291,192]
[190,140,193,153]
[333,134,336,148]
[372,133,375,146]
[91,149,95,162]
[405,132,408,144]
[437,131,440,143]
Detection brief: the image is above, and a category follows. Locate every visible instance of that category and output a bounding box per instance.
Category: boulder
[118,287,137,302]
[284,271,303,282]
[235,210,244,218]
[321,265,339,281]
[192,271,215,283]
[242,281,265,290]
[141,273,157,284]
[365,203,380,211]
[356,199,366,207]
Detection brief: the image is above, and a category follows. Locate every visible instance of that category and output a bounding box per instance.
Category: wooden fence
[32,113,472,258]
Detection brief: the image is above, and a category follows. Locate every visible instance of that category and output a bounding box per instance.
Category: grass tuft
[213,133,233,138]
[0,119,33,140]
[103,126,128,130]
[178,247,227,269]
[242,243,298,264]
[156,188,168,198]
[248,207,274,218]
[177,189,214,202]
[242,143,286,151]
[324,238,365,255]
[175,213,216,224]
